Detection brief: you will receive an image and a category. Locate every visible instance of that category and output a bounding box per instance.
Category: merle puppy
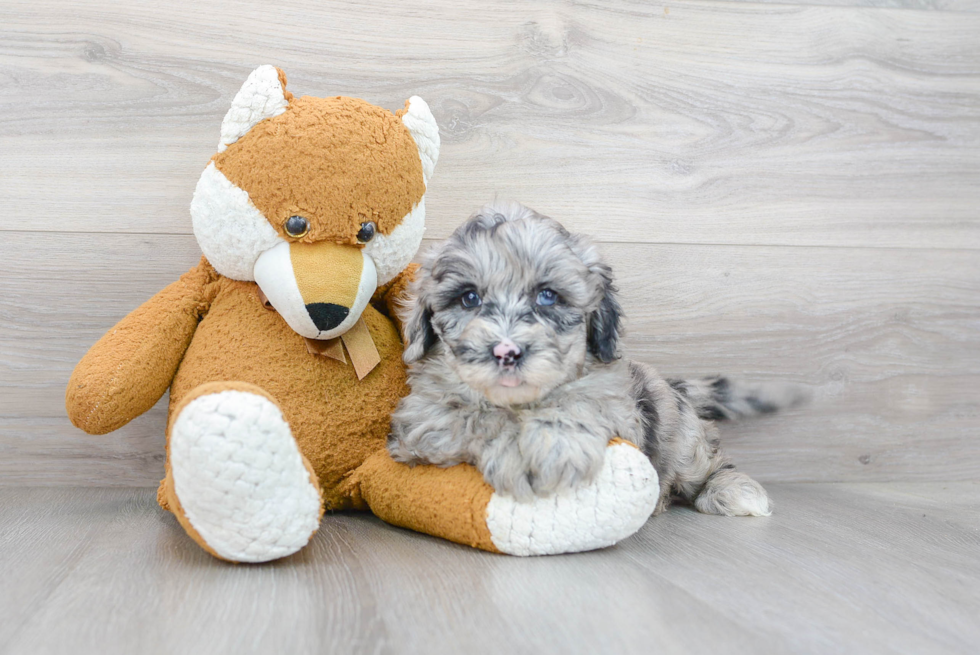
[389,202,800,516]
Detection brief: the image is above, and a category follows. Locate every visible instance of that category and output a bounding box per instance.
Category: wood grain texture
[1,484,977,654]
[1,3,975,651]
[1,0,978,485]
[727,0,980,12]
[1,0,979,247]
[1,233,977,485]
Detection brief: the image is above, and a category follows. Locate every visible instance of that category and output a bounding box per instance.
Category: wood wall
[1,0,977,485]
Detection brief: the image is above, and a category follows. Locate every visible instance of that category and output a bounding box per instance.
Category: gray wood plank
[621,481,980,655]
[1,484,977,654]
[726,0,980,12]
[1,0,978,248]
[1,233,977,485]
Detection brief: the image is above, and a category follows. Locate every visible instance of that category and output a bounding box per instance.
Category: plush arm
[352,440,660,556]
[352,449,500,552]
[370,263,419,336]
[65,258,217,435]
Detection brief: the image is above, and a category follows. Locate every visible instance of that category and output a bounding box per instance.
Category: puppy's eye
[357,221,377,243]
[460,291,482,309]
[536,289,559,306]
[284,215,310,238]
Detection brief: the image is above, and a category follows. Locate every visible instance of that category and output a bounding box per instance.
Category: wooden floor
[1,483,978,655]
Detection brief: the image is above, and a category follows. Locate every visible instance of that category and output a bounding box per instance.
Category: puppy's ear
[401,295,438,364]
[586,263,623,364]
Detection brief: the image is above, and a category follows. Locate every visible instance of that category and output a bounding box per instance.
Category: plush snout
[253,240,377,339]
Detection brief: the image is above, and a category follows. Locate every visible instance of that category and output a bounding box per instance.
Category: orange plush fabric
[354,450,499,552]
[158,380,326,561]
[66,260,218,435]
[166,275,409,510]
[65,67,511,561]
[212,96,425,242]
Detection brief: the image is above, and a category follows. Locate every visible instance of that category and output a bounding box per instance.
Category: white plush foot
[485,442,659,556]
[170,389,322,562]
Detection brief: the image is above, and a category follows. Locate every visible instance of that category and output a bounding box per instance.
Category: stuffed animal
[65,66,659,562]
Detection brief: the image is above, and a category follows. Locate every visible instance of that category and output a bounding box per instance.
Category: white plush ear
[218,65,290,152]
[400,96,440,185]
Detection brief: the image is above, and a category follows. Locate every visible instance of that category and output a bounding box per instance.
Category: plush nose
[306,303,349,331]
[492,339,522,366]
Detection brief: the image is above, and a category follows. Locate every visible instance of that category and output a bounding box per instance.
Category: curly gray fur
[389,201,789,516]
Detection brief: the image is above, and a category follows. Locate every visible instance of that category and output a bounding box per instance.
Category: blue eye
[536,289,558,306]
[460,291,482,308]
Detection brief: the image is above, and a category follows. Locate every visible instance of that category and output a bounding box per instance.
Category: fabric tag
[340,317,381,380]
[305,337,347,363]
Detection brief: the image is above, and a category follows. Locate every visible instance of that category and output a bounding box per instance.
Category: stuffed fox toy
[66,66,659,562]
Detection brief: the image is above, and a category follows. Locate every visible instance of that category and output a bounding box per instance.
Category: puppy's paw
[485,441,660,556]
[480,456,536,502]
[527,439,605,498]
[479,426,610,501]
[522,424,608,499]
[386,425,468,469]
[386,436,423,466]
[695,469,773,517]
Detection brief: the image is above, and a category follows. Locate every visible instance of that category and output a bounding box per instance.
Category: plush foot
[484,440,659,556]
[357,440,658,556]
[167,383,323,562]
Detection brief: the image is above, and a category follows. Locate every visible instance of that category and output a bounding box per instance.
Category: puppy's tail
[667,376,809,422]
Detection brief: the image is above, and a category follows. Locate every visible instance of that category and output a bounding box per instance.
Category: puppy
[389,202,799,516]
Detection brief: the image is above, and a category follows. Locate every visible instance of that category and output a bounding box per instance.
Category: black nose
[306,303,349,331]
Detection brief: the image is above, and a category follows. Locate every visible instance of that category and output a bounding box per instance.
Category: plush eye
[357,221,377,243]
[536,289,559,306]
[284,215,309,238]
[460,290,482,309]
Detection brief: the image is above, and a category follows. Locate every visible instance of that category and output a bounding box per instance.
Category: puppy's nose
[306,303,349,331]
[492,339,522,366]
